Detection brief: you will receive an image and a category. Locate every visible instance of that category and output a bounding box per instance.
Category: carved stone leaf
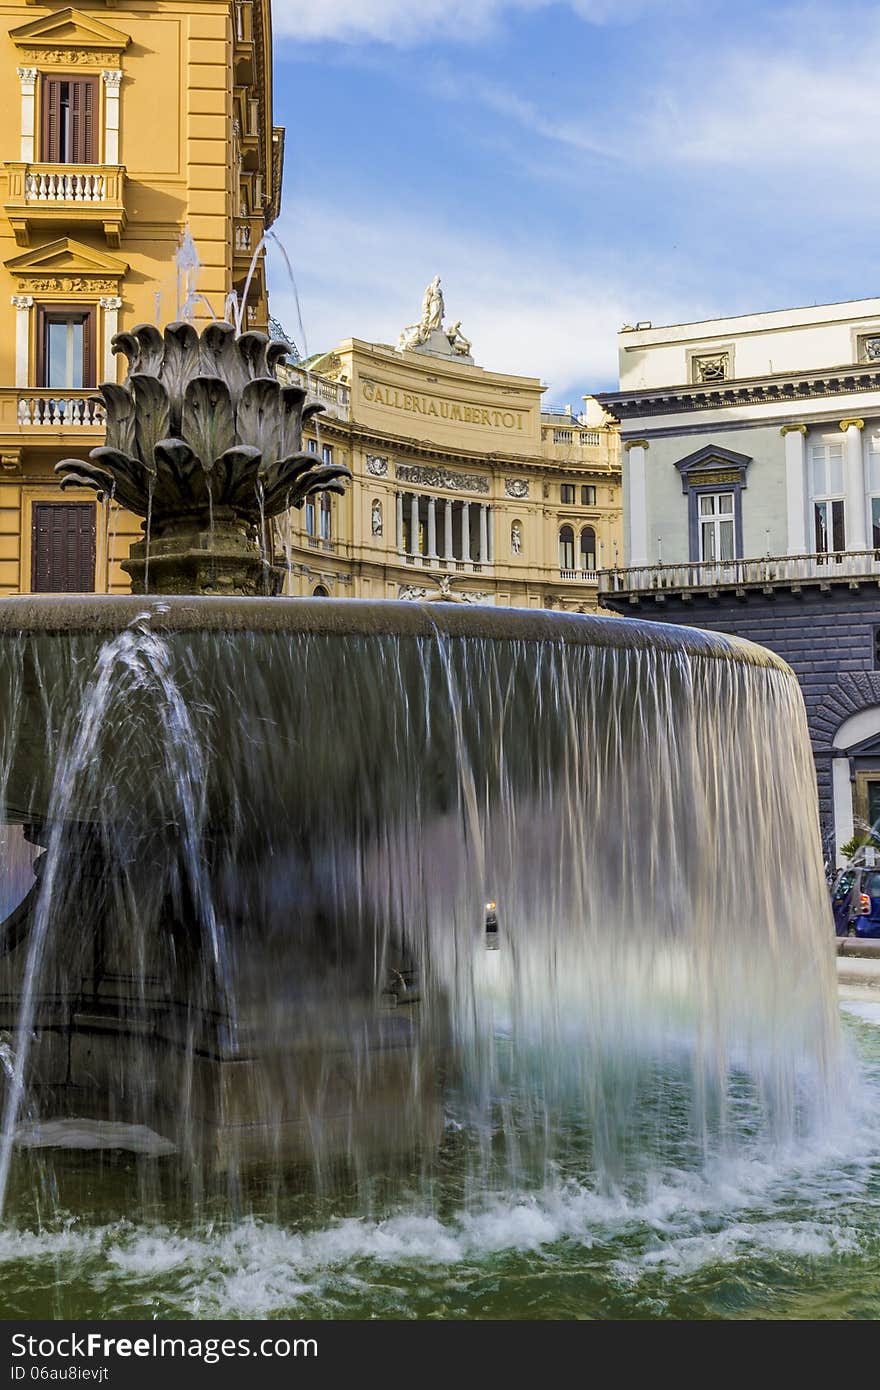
[57,450,147,515]
[263,459,351,517]
[110,331,142,375]
[97,382,136,456]
[198,323,247,403]
[129,324,165,379]
[181,377,235,468]
[236,332,270,382]
[237,378,281,459]
[160,322,201,434]
[90,444,154,492]
[128,376,171,471]
[218,446,263,510]
[153,440,204,512]
[278,384,307,457]
[266,340,291,376]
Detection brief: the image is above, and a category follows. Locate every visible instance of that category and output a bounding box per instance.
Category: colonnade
[395,491,494,565]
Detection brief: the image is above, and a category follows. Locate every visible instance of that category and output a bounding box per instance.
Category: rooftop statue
[397,277,473,361]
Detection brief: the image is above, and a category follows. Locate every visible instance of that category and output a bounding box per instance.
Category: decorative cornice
[307,415,622,481]
[780,423,808,435]
[840,417,865,431]
[599,365,880,421]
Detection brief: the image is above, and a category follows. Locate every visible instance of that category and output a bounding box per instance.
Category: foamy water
[1,1011,878,1320]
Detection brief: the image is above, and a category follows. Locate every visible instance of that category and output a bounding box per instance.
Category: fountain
[0,321,864,1320]
[55,321,350,595]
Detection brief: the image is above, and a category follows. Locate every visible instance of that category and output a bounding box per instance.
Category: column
[11,296,32,389]
[396,492,404,551]
[624,439,649,565]
[781,424,808,555]
[409,492,420,556]
[461,501,471,563]
[840,418,867,550]
[100,296,122,383]
[102,70,123,165]
[487,506,494,563]
[18,68,37,163]
[444,499,453,560]
[479,504,488,563]
[427,496,437,558]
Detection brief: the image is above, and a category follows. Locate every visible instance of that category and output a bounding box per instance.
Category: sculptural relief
[396,463,489,494]
[371,499,383,536]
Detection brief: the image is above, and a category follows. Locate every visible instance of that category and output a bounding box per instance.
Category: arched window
[312,585,329,597]
[558,524,574,569]
[580,526,596,571]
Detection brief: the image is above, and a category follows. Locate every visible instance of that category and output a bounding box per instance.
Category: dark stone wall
[602,588,880,846]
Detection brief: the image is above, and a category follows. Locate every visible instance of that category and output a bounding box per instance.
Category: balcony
[4,163,126,249]
[280,365,351,422]
[599,549,880,606]
[559,568,599,583]
[233,215,264,263]
[0,388,106,437]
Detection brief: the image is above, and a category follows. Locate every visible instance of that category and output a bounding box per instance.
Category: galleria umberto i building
[280,291,620,610]
[598,298,880,861]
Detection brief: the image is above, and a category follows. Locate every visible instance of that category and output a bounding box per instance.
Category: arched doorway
[312,585,330,597]
[832,705,880,862]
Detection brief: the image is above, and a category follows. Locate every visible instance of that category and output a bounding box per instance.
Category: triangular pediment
[674,442,753,493]
[844,731,880,759]
[11,7,130,52]
[5,237,128,279]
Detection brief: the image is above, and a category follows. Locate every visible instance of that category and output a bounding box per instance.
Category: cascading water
[0,597,875,1319]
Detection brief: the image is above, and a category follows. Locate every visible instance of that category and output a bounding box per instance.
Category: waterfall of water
[0,600,842,1225]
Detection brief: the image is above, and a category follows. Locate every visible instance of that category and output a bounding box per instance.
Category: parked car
[831,867,880,937]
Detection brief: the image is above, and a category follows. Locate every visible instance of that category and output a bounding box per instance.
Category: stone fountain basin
[0,595,790,830]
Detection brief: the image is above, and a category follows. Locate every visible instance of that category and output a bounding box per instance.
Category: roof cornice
[597,363,880,420]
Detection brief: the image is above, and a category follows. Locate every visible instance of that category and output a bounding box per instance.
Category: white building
[597,297,880,864]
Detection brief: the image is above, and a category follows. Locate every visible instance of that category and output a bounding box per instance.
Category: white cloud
[447,14,880,180]
[271,0,669,47]
[266,199,703,395]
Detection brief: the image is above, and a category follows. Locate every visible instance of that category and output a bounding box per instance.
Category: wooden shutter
[41,77,62,162]
[31,503,97,593]
[81,309,95,388]
[71,79,96,163]
[40,77,97,163]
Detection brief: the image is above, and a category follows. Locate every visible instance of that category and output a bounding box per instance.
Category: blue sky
[267,0,880,402]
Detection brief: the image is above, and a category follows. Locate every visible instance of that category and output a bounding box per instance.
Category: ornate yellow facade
[0,0,279,594]
[282,335,621,610]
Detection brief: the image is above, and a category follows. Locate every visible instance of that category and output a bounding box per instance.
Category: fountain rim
[0,595,791,671]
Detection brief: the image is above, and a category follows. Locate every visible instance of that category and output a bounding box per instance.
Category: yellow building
[0,0,279,594]
[280,294,621,610]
